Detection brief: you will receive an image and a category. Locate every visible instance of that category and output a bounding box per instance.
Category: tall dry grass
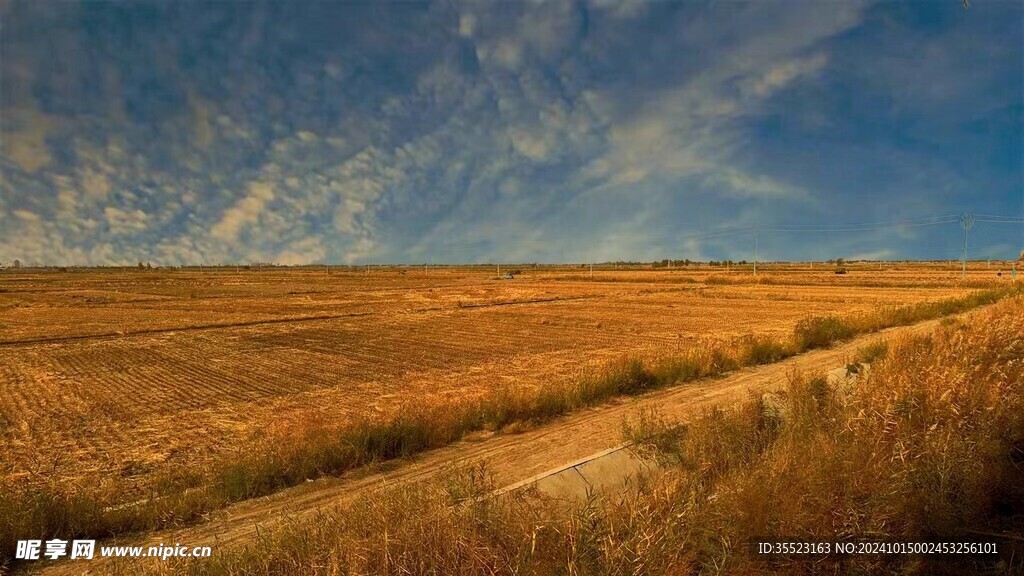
[122,295,1024,576]
[0,286,1019,568]
[704,272,1010,290]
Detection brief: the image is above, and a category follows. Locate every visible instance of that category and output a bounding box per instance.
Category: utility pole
[960,213,974,279]
[753,226,759,276]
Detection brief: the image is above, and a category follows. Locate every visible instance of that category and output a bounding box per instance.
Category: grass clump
[793,315,856,350]
[854,339,889,365]
[737,334,793,365]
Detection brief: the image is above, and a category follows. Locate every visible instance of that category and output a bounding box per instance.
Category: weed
[854,339,889,364]
[737,335,792,365]
[793,315,856,351]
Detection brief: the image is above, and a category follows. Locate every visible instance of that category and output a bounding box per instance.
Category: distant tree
[138,261,145,270]
[835,258,845,267]
[12,259,21,269]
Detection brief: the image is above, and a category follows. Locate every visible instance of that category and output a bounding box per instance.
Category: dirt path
[38,317,944,575]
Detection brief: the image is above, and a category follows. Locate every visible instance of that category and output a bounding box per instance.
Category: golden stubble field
[0,263,1011,493]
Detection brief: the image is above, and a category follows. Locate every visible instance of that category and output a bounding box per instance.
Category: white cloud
[343,236,376,264]
[334,197,368,235]
[574,13,860,205]
[587,0,647,20]
[104,206,148,234]
[745,53,829,99]
[210,182,275,241]
[13,209,40,222]
[848,249,895,261]
[80,167,111,200]
[705,168,808,200]
[483,39,524,69]
[508,126,551,160]
[276,237,326,265]
[1,108,54,173]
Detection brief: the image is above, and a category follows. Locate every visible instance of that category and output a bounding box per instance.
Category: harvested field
[0,265,1012,495]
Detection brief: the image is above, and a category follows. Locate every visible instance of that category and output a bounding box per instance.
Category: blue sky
[1,1,1021,265]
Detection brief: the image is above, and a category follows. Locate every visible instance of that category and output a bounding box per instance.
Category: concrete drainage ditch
[494,361,874,501]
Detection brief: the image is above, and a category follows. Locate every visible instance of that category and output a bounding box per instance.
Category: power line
[972,213,1024,220]
[677,227,752,240]
[762,214,962,232]
[772,213,960,226]
[762,219,961,233]
[974,217,1024,224]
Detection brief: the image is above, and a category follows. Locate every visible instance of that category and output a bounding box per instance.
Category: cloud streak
[210,182,274,242]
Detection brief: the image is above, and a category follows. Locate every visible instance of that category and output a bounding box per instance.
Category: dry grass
[0,285,1018,569]
[0,265,995,499]
[116,295,1024,576]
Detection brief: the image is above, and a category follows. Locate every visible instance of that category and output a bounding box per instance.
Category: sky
[1,0,1021,266]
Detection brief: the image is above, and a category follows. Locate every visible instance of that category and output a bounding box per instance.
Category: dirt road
[39,316,944,575]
